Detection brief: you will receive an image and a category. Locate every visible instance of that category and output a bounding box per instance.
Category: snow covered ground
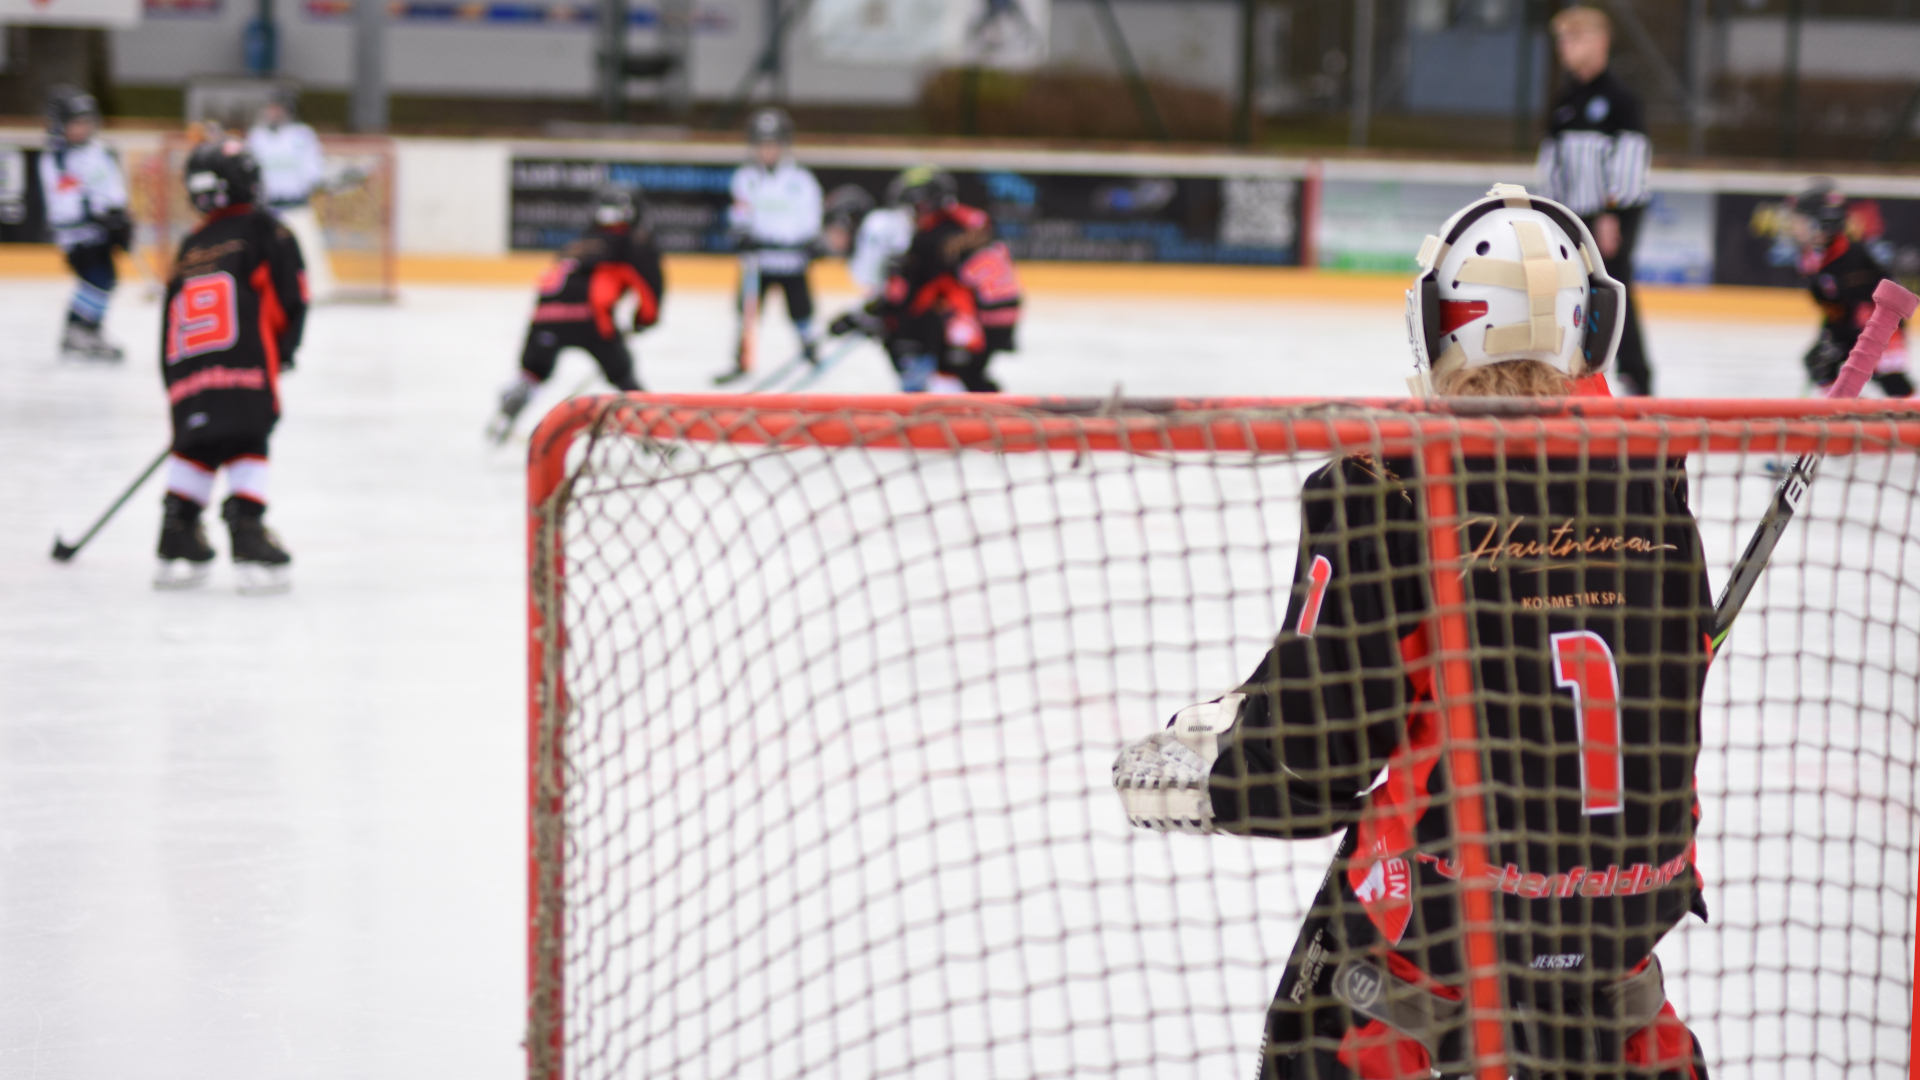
[0,276,1896,1079]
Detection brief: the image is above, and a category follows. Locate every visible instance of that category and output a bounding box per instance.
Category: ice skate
[153,493,214,590]
[60,322,124,362]
[488,375,538,445]
[222,496,292,595]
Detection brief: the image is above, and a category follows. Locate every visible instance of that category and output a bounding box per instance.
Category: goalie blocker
[1116,186,1712,1080]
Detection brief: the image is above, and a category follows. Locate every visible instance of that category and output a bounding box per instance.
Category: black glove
[728,229,757,253]
[95,207,132,252]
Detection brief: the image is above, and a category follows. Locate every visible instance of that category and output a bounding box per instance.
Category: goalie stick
[51,447,170,562]
[1709,278,1920,651]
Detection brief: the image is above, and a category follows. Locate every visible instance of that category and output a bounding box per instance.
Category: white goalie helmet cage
[1406,184,1627,393]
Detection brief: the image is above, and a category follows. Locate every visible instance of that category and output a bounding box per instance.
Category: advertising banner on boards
[509,157,1299,266]
[1316,179,1714,284]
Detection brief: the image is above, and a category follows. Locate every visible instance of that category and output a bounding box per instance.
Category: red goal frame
[526,394,1920,1080]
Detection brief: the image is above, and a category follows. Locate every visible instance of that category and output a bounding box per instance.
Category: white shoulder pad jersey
[247,122,327,208]
[848,206,912,295]
[729,159,822,277]
[38,140,127,251]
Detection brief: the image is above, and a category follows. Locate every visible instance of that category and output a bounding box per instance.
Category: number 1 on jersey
[1550,630,1624,815]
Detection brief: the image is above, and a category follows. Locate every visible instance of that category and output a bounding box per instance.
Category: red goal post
[528,394,1920,1080]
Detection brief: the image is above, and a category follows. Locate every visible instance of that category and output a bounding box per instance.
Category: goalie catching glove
[1112,693,1242,834]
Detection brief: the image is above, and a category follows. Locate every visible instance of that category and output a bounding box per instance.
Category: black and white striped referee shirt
[1537,67,1652,219]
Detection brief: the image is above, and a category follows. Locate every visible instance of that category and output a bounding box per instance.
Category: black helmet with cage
[746,107,795,146]
[184,140,262,214]
[44,84,101,138]
[823,184,877,232]
[1786,178,1849,244]
[590,184,646,229]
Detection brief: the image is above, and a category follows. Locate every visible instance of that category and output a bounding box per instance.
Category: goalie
[1115,186,1714,1080]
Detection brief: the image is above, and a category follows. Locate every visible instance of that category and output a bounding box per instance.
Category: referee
[1538,5,1655,396]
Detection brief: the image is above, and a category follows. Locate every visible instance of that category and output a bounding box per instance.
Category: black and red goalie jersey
[161,202,306,439]
[531,222,663,340]
[1210,451,1715,1078]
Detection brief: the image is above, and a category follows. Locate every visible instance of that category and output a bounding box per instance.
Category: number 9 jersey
[160,206,307,441]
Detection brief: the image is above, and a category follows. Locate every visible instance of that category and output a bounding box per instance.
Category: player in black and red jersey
[1784,180,1913,397]
[155,140,306,594]
[853,167,1021,393]
[1115,186,1714,1080]
[490,185,664,442]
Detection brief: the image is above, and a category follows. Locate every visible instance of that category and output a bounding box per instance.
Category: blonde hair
[1435,359,1575,398]
[1550,5,1611,38]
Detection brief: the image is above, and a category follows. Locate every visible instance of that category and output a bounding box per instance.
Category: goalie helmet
[590,185,645,228]
[44,84,101,137]
[1406,184,1626,392]
[886,166,957,215]
[746,107,794,146]
[184,141,261,214]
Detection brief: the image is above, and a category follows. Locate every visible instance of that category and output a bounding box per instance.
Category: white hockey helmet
[1405,184,1626,393]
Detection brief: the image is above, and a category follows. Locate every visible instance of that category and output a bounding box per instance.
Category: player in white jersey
[846,196,912,299]
[39,85,131,361]
[717,108,822,382]
[247,90,335,302]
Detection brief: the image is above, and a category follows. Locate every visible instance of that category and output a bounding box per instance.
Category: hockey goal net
[527,395,1920,1080]
[127,133,397,301]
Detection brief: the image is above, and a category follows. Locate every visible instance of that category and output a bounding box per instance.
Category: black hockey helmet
[886,166,957,214]
[45,84,101,136]
[591,184,645,228]
[746,107,794,145]
[823,184,877,231]
[184,140,262,214]
[1787,178,1849,241]
[260,85,300,122]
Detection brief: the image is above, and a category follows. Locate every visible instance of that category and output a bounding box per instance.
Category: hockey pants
[741,269,816,331]
[885,312,1002,393]
[168,430,273,507]
[65,242,116,329]
[1259,833,1708,1080]
[519,321,641,392]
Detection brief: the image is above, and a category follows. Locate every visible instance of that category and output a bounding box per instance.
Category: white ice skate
[234,561,291,595]
[60,323,124,362]
[152,559,211,590]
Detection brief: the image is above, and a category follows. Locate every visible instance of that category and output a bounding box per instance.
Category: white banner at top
[0,0,141,26]
[811,0,1048,70]
[960,0,1048,70]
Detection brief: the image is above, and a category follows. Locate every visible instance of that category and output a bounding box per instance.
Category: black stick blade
[51,537,78,562]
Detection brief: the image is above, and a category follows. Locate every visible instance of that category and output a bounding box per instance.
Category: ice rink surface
[0,275,1880,1078]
